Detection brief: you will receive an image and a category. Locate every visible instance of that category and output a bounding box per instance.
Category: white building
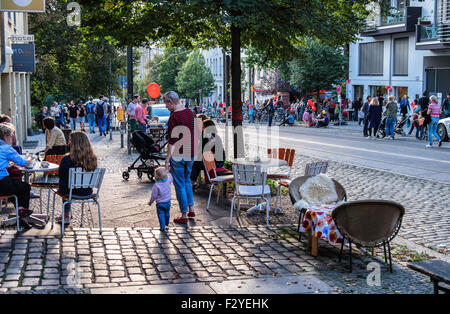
[136,46,164,80]
[348,0,450,103]
[0,12,32,146]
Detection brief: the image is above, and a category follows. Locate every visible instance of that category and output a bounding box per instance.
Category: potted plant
[418,17,431,25]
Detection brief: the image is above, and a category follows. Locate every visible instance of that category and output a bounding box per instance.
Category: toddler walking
[148,167,172,231]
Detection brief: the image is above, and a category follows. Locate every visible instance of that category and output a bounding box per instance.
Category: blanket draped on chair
[294,174,342,210]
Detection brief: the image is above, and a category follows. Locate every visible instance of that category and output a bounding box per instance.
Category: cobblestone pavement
[0,226,433,294]
[0,130,446,293]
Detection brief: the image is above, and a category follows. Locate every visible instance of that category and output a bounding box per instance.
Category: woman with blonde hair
[56,131,98,224]
[367,96,382,139]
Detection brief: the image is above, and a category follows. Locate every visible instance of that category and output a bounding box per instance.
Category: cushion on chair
[210,175,234,183]
[237,185,271,196]
[279,180,291,188]
[267,173,290,179]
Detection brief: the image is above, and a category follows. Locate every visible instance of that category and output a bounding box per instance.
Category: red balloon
[228,106,231,111]
[147,83,161,99]
[220,109,224,114]
[249,105,252,109]
[274,96,278,100]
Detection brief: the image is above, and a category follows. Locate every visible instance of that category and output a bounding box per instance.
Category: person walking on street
[163,91,197,224]
[136,98,148,133]
[443,93,450,118]
[368,97,382,139]
[78,101,86,132]
[68,101,78,131]
[266,98,275,127]
[426,95,443,148]
[86,97,96,134]
[127,95,139,133]
[384,95,398,140]
[95,96,107,136]
[362,96,371,137]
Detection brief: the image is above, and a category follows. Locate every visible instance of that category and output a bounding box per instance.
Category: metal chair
[52,167,106,236]
[203,151,234,210]
[0,195,20,232]
[267,148,296,209]
[304,160,328,176]
[231,164,271,226]
[289,175,347,241]
[332,200,405,273]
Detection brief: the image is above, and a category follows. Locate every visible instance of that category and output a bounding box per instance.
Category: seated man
[316,111,329,128]
[286,113,295,126]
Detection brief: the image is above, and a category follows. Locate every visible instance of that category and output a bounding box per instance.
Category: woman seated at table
[191,119,228,185]
[0,123,34,229]
[56,131,98,225]
[43,117,67,157]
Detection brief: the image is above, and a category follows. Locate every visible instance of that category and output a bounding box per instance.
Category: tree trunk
[231,25,243,159]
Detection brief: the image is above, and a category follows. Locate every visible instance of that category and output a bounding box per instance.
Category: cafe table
[1,161,59,229]
[232,158,287,214]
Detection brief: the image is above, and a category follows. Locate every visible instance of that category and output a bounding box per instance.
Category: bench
[408,260,450,294]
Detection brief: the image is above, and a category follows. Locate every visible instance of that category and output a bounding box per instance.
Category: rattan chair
[289,175,347,241]
[332,200,405,273]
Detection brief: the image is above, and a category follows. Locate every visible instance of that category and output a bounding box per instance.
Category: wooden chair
[332,200,405,273]
[203,151,234,210]
[267,148,296,209]
[52,167,105,237]
[30,154,65,215]
[231,164,271,226]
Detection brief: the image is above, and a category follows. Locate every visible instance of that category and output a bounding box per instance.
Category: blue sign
[208,93,212,97]
[12,43,35,73]
[119,76,127,89]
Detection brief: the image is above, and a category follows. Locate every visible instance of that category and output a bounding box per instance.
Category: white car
[438,117,450,141]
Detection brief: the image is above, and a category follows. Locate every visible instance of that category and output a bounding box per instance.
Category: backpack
[96,101,105,116]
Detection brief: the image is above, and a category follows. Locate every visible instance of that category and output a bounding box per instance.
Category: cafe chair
[289,175,347,241]
[203,151,234,210]
[0,195,20,232]
[267,148,296,209]
[231,164,271,226]
[304,160,329,176]
[332,200,405,273]
[30,154,64,216]
[52,167,106,237]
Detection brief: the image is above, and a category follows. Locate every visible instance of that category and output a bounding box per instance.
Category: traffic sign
[119,76,127,89]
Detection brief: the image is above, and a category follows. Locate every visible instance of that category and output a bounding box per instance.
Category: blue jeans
[428,117,441,146]
[386,118,397,137]
[97,115,106,133]
[70,117,77,131]
[87,113,96,132]
[249,114,254,123]
[170,157,194,214]
[139,123,147,133]
[268,114,273,127]
[156,201,171,230]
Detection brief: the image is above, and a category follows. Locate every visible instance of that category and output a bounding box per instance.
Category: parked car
[438,117,450,141]
[148,104,171,124]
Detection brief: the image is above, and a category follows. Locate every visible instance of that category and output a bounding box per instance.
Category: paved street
[0,126,447,293]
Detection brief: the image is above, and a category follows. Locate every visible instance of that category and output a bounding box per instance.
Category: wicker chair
[332,200,405,273]
[289,175,347,241]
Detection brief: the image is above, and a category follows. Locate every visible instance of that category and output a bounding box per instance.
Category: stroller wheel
[147,171,155,182]
[137,171,143,179]
[122,171,130,181]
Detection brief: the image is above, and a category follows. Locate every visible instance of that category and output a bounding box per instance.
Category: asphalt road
[217,122,450,184]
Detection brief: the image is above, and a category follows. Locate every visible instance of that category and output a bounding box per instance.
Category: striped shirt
[428,102,441,118]
[167,108,196,157]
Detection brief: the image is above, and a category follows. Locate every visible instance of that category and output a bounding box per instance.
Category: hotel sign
[12,43,35,73]
[0,0,45,12]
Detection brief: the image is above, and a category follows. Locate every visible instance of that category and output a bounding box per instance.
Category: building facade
[0,12,32,146]
[348,0,450,103]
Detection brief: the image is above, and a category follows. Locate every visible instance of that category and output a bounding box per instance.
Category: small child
[148,167,172,231]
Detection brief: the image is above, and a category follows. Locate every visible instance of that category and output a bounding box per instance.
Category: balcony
[416,24,450,50]
[362,6,422,37]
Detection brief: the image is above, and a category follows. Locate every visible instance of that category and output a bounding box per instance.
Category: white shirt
[127,102,137,117]
[50,106,60,117]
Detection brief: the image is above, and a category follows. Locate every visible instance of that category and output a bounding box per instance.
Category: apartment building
[348,0,450,103]
[0,11,32,146]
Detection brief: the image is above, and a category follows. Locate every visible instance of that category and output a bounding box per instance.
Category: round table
[22,161,59,184]
[232,158,288,214]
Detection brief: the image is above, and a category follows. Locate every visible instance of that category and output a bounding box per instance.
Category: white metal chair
[203,151,234,210]
[231,164,271,226]
[52,167,106,236]
[0,195,20,232]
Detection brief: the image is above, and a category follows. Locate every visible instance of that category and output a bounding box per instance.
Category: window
[394,37,408,76]
[359,42,384,76]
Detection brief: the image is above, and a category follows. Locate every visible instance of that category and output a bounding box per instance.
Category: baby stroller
[122,130,167,182]
[376,117,387,139]
[394,116,408,136]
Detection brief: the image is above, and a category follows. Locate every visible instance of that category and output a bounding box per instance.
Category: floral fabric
[299,204,344,244]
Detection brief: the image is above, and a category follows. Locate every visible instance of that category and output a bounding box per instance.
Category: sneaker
[365,136,371,140]
[426,144,432,148]
[173,217,188,224]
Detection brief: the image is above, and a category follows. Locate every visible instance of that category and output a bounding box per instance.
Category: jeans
[363,118,369,137]
[386,118,397,137]
[97,115,106,133]
[139,123,147,133]
[249,114,254,123]
[87,113,96,132]
[70,117,77,131]
[268,114,273,127]
[156,201,171,230]
[170,157,194,214]
[428,117,441,146]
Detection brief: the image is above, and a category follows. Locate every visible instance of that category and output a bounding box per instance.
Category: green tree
[157,47,189,93]
[289,39,347,96]
[78,0,372,157]
[176,51,214,101]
